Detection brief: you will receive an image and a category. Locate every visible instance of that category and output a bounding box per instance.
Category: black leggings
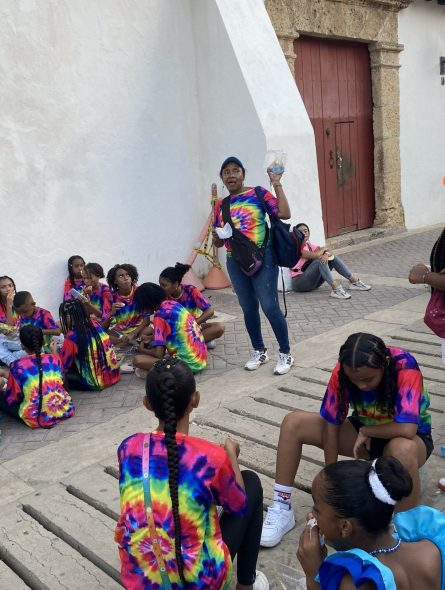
[220,470,263,586]
[64,365,92,391]
[0,393,21,422]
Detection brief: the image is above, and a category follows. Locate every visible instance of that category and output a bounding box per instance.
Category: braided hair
[134,282,165,314]
[20,325,44,427]
[146,357,196,586]
[430,227,445,286]
[159,263,191,285]
[106,263,139,292]
[59,299,109,389]
[67,255,85,288]
[337,333,397,418]
[0,275,16,314]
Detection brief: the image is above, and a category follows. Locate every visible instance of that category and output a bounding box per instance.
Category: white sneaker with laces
[244,349,269,371]
[260,503,295,547]
[253,570,269,590]
[119,362,135,374]
[274,353,294,375]
[330,286,351,299]
[349,279,371,291]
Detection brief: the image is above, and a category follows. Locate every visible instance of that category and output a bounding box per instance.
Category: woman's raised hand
[267,167,284,186]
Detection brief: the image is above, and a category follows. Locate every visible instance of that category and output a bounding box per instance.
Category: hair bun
[374,456,413,502]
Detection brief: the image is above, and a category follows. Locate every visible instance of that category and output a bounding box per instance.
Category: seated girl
[0,325,74,428]
[14,291,62,352]
[103,263,150,346]
[57,299,120,391]
[291,223,370,300]
[82,262,113,323]
[159,262,224,348]
[115,357,268,590]
[261,332,433,549]
[131,282,207,377]
[297,457,444,590]
[63,255,86,301]
[0,275,26,366]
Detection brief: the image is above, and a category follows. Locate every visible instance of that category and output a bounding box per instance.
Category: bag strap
[221,196,234,229]
[142,434,173,589]
[280,267,288,318]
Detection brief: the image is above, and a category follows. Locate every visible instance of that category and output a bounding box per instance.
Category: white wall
[399,0,445,229]
[0,0,322,315]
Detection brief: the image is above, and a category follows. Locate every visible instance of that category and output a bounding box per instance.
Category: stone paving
[0,226,439,461]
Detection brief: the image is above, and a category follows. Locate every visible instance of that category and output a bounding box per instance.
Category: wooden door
[294,37,375,237]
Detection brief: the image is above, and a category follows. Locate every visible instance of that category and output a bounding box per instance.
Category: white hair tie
[368,459,397,506]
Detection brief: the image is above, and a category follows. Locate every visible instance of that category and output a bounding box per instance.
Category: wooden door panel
[294,37,375,237]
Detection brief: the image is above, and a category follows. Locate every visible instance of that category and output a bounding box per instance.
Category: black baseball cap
[220,156,245,175]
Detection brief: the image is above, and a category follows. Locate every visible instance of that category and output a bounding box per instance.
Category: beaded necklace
[369,538,401,556]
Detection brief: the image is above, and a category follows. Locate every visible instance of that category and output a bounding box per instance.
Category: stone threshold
[326,224,406,250]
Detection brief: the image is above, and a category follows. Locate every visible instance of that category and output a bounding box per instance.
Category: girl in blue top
[297,456,444,590]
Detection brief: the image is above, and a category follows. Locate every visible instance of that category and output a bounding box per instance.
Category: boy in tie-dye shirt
[13,291,61,352]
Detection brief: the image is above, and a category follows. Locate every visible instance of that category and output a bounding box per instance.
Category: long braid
[59,300,109,389]
[20,325,44,427]
[158,372,186,586]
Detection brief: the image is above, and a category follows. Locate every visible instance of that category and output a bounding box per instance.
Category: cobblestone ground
[0,227,440,461]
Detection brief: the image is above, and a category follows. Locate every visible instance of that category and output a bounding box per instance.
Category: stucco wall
[399,0,445,229]
[1,0,321,314]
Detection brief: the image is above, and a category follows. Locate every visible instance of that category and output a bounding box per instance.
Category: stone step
[61,464,120,522]
[0,561,30,589]
[388,338,441,358]
[285,377,326,399]
[390,330,440,346]
[0,507,120,589]
[191,417,319,492]
[21,484,122,585]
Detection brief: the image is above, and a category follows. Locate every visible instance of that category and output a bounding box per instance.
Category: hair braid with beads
[19,325,44,427]
[147,357,196,586]
[337,333,397,418]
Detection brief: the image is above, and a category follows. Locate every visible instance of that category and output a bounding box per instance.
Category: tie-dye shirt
[213,186,278,254]
[152,300,207,373]
[320,347,431,434]
[0,305,19,327]
[3,353,74,428]
[115,431,247,590]
[63,277,86,301]
[83,283,113,322]
[169,284,211,320]
[59,319,120,390]
[17,307,59,352]
[110,286,145,334]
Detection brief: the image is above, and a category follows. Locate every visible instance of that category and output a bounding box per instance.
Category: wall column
[277,32,298,79]
[369,41,405,226]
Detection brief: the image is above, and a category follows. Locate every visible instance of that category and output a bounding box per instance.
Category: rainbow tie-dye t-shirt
[213,186,278,254]
[115,431,247,590]
[17,307,59,351]
[60,320,120,390]
[83,283,113,322]
[4,353,74,428]
[0,305,19,327]
[169,284,211,320]
[320,347,431,434]
[110,286,145,334]
[152,300,207,373]
[63,277,86,302]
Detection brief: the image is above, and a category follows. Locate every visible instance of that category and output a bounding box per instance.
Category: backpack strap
[253,187,270,248]
[221,196,234,229]
[142,434,173,589]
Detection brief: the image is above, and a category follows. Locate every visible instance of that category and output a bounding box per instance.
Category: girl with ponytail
[0,325,74,428]
[297,457,444,590]
[159,262,225,347]
[115,357,268,590]
[261,332,433,550]
[57,299,120,391]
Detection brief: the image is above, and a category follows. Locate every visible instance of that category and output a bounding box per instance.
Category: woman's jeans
[292,256,353,292]
[0,335,26,366]
[227,247,290,354]
[220,470,263,586]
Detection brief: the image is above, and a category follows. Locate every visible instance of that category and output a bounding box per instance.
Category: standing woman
[212,157,293,375]
[409,226,445,361]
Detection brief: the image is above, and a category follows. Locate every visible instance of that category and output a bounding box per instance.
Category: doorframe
[266,0,413,229]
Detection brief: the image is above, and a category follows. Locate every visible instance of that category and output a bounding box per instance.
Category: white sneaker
[119,362,134,374]
[274,353,294,375]
[253,570,269,590]
[349,279,371,291]
[245,349,269,371]
[206,339,216,350]
[260,503,295,547]
[330,286,351,299]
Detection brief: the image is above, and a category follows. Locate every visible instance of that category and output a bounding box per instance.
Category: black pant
[220,470,263,586]
[64,365,91,391]
[0,392,21,422]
